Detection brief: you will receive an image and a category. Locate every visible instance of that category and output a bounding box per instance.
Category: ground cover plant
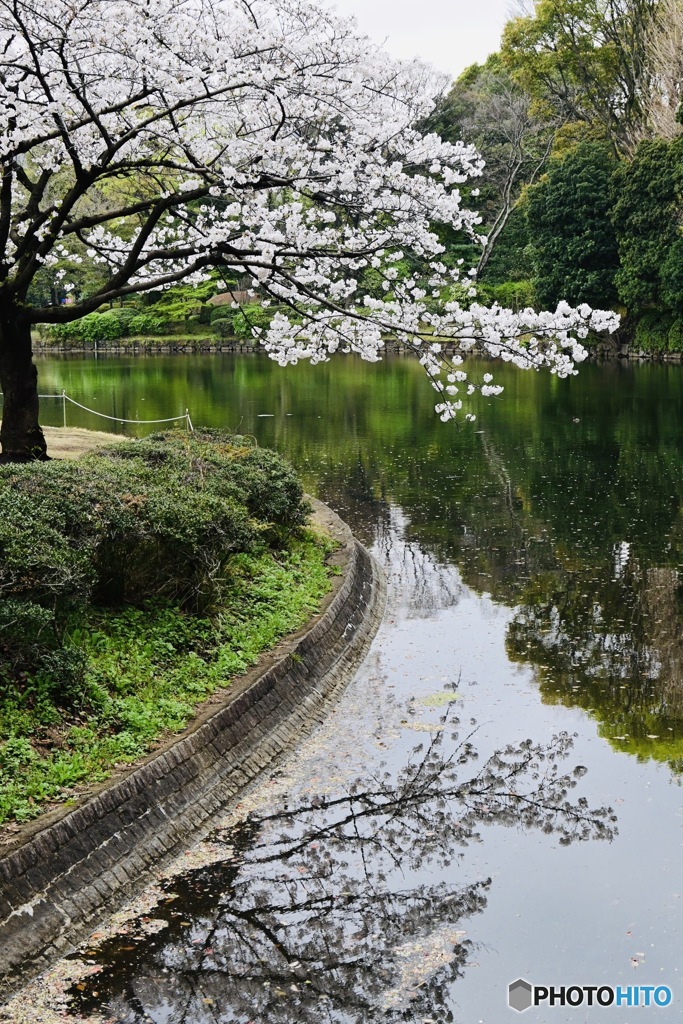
[0,431,332,825]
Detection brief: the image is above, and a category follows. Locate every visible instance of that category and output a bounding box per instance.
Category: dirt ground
[42,426,127,459]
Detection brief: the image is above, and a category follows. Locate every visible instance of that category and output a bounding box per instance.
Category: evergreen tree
[611,138,683,312]
[526,143,620,308]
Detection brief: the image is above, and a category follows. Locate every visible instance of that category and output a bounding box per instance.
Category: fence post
[185,408,194,433]
[62,390,67,428]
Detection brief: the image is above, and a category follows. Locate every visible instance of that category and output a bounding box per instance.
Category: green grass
[0,534,332,825]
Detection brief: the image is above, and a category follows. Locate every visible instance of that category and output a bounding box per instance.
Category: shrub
[0,599,85,702]
[186,314,203,332]
[103,307,138,329]
[0,432,309,606]
[47,310,127,344]
[232,303,273,338]
[668,318,683,352]
[210,303,235,324]
[0,432,309,701]
[661,238,683,317]
[128,312,171,335]
[634,311,674,352]
[482,280,536,311]
[211,316,234,339]
[78,311,125,342]
[138,282,218,326]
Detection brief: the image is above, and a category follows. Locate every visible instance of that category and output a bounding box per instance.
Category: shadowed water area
[26,353,683,1021]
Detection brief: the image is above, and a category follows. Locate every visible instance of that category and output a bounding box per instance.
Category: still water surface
[33,354,683,1021]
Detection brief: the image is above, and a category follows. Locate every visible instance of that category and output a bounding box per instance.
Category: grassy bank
[0,431,333,827]
[0,537,331,826]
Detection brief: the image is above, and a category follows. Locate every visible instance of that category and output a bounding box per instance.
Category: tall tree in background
[426,57,557,278]
[638,0,683,142]
[610,137,683,311]
[502,0,658,155]
[525,143,620,308]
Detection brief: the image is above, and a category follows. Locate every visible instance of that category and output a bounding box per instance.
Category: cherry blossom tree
[0,0,618,460]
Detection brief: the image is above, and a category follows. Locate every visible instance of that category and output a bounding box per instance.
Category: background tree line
[425,0,683,352]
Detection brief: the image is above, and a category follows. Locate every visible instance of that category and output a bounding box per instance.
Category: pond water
[31,354,683,1021]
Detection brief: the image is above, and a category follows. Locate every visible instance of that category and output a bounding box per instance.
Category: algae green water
[27,352,683,1021]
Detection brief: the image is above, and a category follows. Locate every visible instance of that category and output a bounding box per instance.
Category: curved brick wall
[0,499,386,995]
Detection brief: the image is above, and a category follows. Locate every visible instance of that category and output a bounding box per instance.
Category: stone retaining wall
[0,499,385,996]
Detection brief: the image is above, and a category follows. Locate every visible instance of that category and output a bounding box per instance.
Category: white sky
[328,0,514,82]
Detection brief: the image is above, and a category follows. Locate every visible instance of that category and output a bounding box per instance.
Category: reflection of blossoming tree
[71,722,616,1023]
[0,0,619,460]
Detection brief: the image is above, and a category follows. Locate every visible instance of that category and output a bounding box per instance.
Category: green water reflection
[33,353,683,770]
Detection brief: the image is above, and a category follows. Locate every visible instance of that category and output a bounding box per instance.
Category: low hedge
[45,311,127,344]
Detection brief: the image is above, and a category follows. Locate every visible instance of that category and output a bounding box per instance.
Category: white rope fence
[23,390,194,431]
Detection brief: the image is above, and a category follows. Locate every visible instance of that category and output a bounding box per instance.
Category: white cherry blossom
[0,0,619,458]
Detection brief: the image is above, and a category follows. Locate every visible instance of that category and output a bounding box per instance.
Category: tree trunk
[0,315,47,461]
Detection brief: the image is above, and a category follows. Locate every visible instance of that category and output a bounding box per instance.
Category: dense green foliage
[525,143,620,308]
[0,430,308,611]
[0,430,320,821]
[481,207,534,286]
[38,284,288,347]
[611,138,683,312]
[423,0,683,351]
[232,303,277,338]
[500,0,657,156]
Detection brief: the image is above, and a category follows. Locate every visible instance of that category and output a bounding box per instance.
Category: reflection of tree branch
[69,723,616,1024]
[478,430,518,527]
[374,507,464,618]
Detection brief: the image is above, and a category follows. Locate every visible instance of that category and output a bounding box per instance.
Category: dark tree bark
[0,313,47,461]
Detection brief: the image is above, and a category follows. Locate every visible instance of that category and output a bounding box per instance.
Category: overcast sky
[327,0,515,82]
